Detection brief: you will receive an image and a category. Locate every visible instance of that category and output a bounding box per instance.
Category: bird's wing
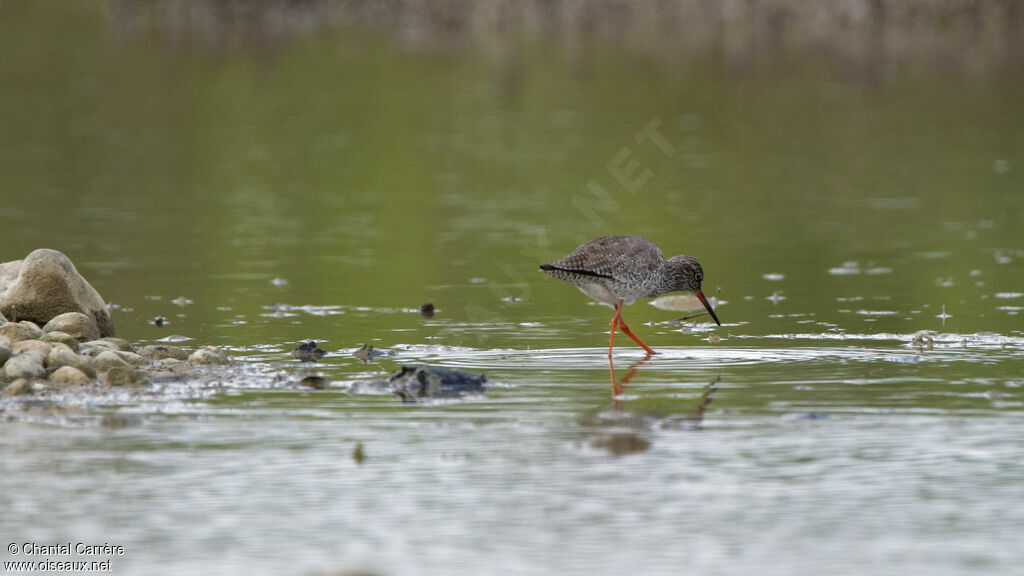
[545,235,662,280]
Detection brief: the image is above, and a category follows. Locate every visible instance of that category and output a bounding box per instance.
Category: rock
[114,351,147,366]
[0,346,10,368]
[18,321,43,339]
[0,310,6,324]
[91,350,129,372]
[45,344,82,370]
[11,339,51,356]
[78,340,119,357]
[105,366,147,387]
[42,312,100,342]
[156,358,184,369]
[0,322,35,343]
[138,345,189,361]
[189,346,228,365]
[291,341,326,362]
[49,365,91,386]
[3,378,34,396]
[4,352,46,380]
[40,331,80,350]
[75,363,97,379]
[0,249,114,337]
[149,358,191,380]
[389,365,487,402]
[100,337,134,352]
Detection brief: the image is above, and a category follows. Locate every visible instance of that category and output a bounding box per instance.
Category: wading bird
[541,235,720,357]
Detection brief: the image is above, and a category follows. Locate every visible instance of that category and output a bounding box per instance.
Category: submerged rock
[291,341,326,362]
[43,312,100,343]
[389,364,487,402]
[189,346,228,365]
[105,366,148,387]
[138,344,189,361]
[0,249,114,337]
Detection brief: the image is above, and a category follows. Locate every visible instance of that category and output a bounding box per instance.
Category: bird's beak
[695,289,721,326]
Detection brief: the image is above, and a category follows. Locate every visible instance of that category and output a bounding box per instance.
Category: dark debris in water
[389,364,487,403]
[299,375,329,390]
[419,302,435,318]
[291,340,326,362]
[911,331,935,350]
[353,344,385,363]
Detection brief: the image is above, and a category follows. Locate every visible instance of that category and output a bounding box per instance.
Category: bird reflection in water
[610,352,653,397]
[586,372,718,455]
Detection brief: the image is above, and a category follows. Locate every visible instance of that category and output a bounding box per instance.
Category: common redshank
[540,235,720,356]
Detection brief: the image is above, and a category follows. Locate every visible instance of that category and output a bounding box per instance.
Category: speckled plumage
[540,235,709,308]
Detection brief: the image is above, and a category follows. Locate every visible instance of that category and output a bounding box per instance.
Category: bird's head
[665,255,720,326]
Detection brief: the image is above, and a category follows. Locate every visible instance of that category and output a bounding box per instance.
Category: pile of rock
[1,310,228,396]
[0,249,228,397]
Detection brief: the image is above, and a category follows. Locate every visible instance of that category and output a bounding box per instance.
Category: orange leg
[608,304,621,359]
[609,354,619,396]
[614,301,658,356]
[608,306,621,394]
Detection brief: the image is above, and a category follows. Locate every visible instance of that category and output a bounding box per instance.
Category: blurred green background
[1,0,1021,348]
